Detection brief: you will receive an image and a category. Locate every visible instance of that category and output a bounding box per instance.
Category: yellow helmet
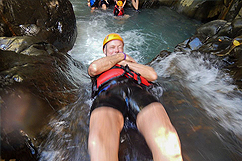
[103,33,124,50]
[117,1,123,7]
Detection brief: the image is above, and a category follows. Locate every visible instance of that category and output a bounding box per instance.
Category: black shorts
[91,0,109,8]
[91,80,159,122]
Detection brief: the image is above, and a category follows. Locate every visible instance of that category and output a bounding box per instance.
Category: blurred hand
[124,53,137,63]
[118,53,137,66]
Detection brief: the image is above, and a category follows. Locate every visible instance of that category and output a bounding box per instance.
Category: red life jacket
[113,5,124,16]
[96,64,151,90]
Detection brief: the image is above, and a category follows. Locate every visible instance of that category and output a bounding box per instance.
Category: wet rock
[148,50,172,65]
[224,44,242,88]
[151,50,242,161]
[139,0,242,22]
[231,18,242,35]
[0,1,80,160]
[158,78,237,161]
[0,36,86,160]
[173,18,242,89]
[1,129,38,161]
[0,0,77,52]
[196,20,228,37]
[175,0,225,21]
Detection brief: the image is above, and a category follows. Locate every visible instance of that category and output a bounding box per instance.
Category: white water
[151,51,242,136]
[38,0,242,160]
[69,0,242,137]
[69,0,200,65]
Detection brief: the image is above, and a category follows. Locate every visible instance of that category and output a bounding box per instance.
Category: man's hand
[118,58,157,82]
[88,53,125,77]
[125,54,137,63]
[118,53,136,66]
[88,52,157,82]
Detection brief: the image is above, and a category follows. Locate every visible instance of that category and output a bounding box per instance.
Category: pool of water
[69,0,201,65]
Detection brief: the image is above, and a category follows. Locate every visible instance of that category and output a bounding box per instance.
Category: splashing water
[151,51,242,136]
[69,0,200,65]
[39,0,242,160]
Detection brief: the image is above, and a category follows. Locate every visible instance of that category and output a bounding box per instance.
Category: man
[131,0,139,11]
[113,1,124,16]
[88,33,183,161]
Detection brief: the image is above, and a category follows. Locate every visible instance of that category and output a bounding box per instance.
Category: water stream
[39,0,242,160]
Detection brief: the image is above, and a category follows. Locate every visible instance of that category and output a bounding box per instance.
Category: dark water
[39,0,242,160]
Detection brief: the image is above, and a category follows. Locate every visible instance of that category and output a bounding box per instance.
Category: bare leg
[136,102,183,161]
[88,107,124,161]
[91,7,96,13]
[131,0,139,10]
[102,4,107,10]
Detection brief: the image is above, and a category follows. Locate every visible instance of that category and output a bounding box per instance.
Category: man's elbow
[88,63,98,77]
[145,71,157,82]
[150,72,158,81]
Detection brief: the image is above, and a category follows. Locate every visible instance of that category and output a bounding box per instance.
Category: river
[39,0,242,160]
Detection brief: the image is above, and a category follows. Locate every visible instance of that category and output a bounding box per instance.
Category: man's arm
[88,53,157,81]
[119,60,157,82]
[88,53,125,77]
[122,0,126,8]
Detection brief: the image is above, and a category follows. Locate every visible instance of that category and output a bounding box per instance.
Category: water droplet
[13,75,23,82]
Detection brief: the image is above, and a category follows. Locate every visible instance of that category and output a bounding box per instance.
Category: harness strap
[96,64,151,90]
[120,64,150,86]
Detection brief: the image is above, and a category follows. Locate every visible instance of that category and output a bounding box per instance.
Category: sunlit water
[151,51,242,136]
[69,0,200,65]
[39,0,242,160]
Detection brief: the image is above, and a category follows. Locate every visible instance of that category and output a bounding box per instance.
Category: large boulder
[0,0,77,52]
[138,0,242,22]
[0,36,86,160]
[0,0,79,159]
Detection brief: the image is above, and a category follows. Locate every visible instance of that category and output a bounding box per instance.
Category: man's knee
[154,129,182,160]
[88,107,124,148]
[136,102,169,129]
[102,4,107,10]
[88,130,102,152]
[136,102,183,160]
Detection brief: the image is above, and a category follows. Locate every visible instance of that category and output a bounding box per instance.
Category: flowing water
[39,0,242,160]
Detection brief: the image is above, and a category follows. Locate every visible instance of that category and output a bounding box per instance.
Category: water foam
[152,52,242,135]
[69,10,147,65]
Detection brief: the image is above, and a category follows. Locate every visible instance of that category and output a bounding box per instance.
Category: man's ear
[103,45,107,56]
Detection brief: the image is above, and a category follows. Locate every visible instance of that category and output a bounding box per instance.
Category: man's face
[104,40,124,56]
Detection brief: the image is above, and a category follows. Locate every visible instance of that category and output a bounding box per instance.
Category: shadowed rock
[0,0,77,52]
